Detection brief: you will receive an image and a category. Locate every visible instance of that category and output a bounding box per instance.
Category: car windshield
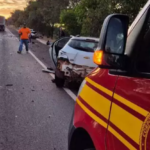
[68,39,98,52]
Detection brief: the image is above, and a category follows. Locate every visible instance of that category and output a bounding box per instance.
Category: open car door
[49,37,71,69]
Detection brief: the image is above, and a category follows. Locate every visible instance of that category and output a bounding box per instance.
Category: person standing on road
[17,23,31,54]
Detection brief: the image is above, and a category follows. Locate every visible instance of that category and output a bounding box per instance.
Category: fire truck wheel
[69,129,95,150]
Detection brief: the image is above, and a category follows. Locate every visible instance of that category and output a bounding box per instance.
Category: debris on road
[6,84,13,86]
[47,67,54,71]
[42,68,55,74]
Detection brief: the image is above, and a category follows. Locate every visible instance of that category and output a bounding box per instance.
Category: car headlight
[77,79,86,96]
[58,51,68,59]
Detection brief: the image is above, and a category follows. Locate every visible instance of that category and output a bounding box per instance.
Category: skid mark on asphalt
[6,28,77,101]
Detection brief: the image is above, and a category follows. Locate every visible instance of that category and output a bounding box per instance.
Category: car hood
[58,45,97,68]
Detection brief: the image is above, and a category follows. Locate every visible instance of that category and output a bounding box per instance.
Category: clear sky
[0,0,27,18]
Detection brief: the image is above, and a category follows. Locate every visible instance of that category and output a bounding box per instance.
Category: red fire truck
[68,1,150,150]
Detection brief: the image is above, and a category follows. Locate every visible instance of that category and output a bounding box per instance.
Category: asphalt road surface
[0,28,75,150]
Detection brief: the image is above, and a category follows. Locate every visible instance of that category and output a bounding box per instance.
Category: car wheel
[55,73,65,88]
[55,69,65,88]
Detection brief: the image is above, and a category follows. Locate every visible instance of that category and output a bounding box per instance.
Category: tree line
[7,0,147,38]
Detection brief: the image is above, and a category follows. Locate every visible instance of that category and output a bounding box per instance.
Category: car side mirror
[93,14,129,69]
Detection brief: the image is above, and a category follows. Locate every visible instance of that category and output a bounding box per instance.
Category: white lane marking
[49,73,55,79]
[64,88,77,101]
[29,50,76,101]
[29,51,47,69]
[7,28,76,101]
[30,51,76,101]
[36,39,46,45]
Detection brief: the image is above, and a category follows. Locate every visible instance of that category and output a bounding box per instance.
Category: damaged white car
[49,36,98,87]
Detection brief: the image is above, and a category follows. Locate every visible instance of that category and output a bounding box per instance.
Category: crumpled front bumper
[57,59,95,79]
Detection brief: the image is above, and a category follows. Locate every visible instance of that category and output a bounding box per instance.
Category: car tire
[55,73,65,88]
[55,69,65,88]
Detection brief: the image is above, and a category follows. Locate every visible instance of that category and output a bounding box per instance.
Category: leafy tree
[61,0,112,36]
[60,9,81,35]
[8,0,148,38]
[8,0,69,38]
[112,0,147,23]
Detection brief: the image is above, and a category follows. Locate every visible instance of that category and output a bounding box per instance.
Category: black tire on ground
[55,73,65,88]
[69,129,95,150]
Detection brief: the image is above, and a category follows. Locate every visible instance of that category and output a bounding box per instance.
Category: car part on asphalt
[42,68,55,74]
